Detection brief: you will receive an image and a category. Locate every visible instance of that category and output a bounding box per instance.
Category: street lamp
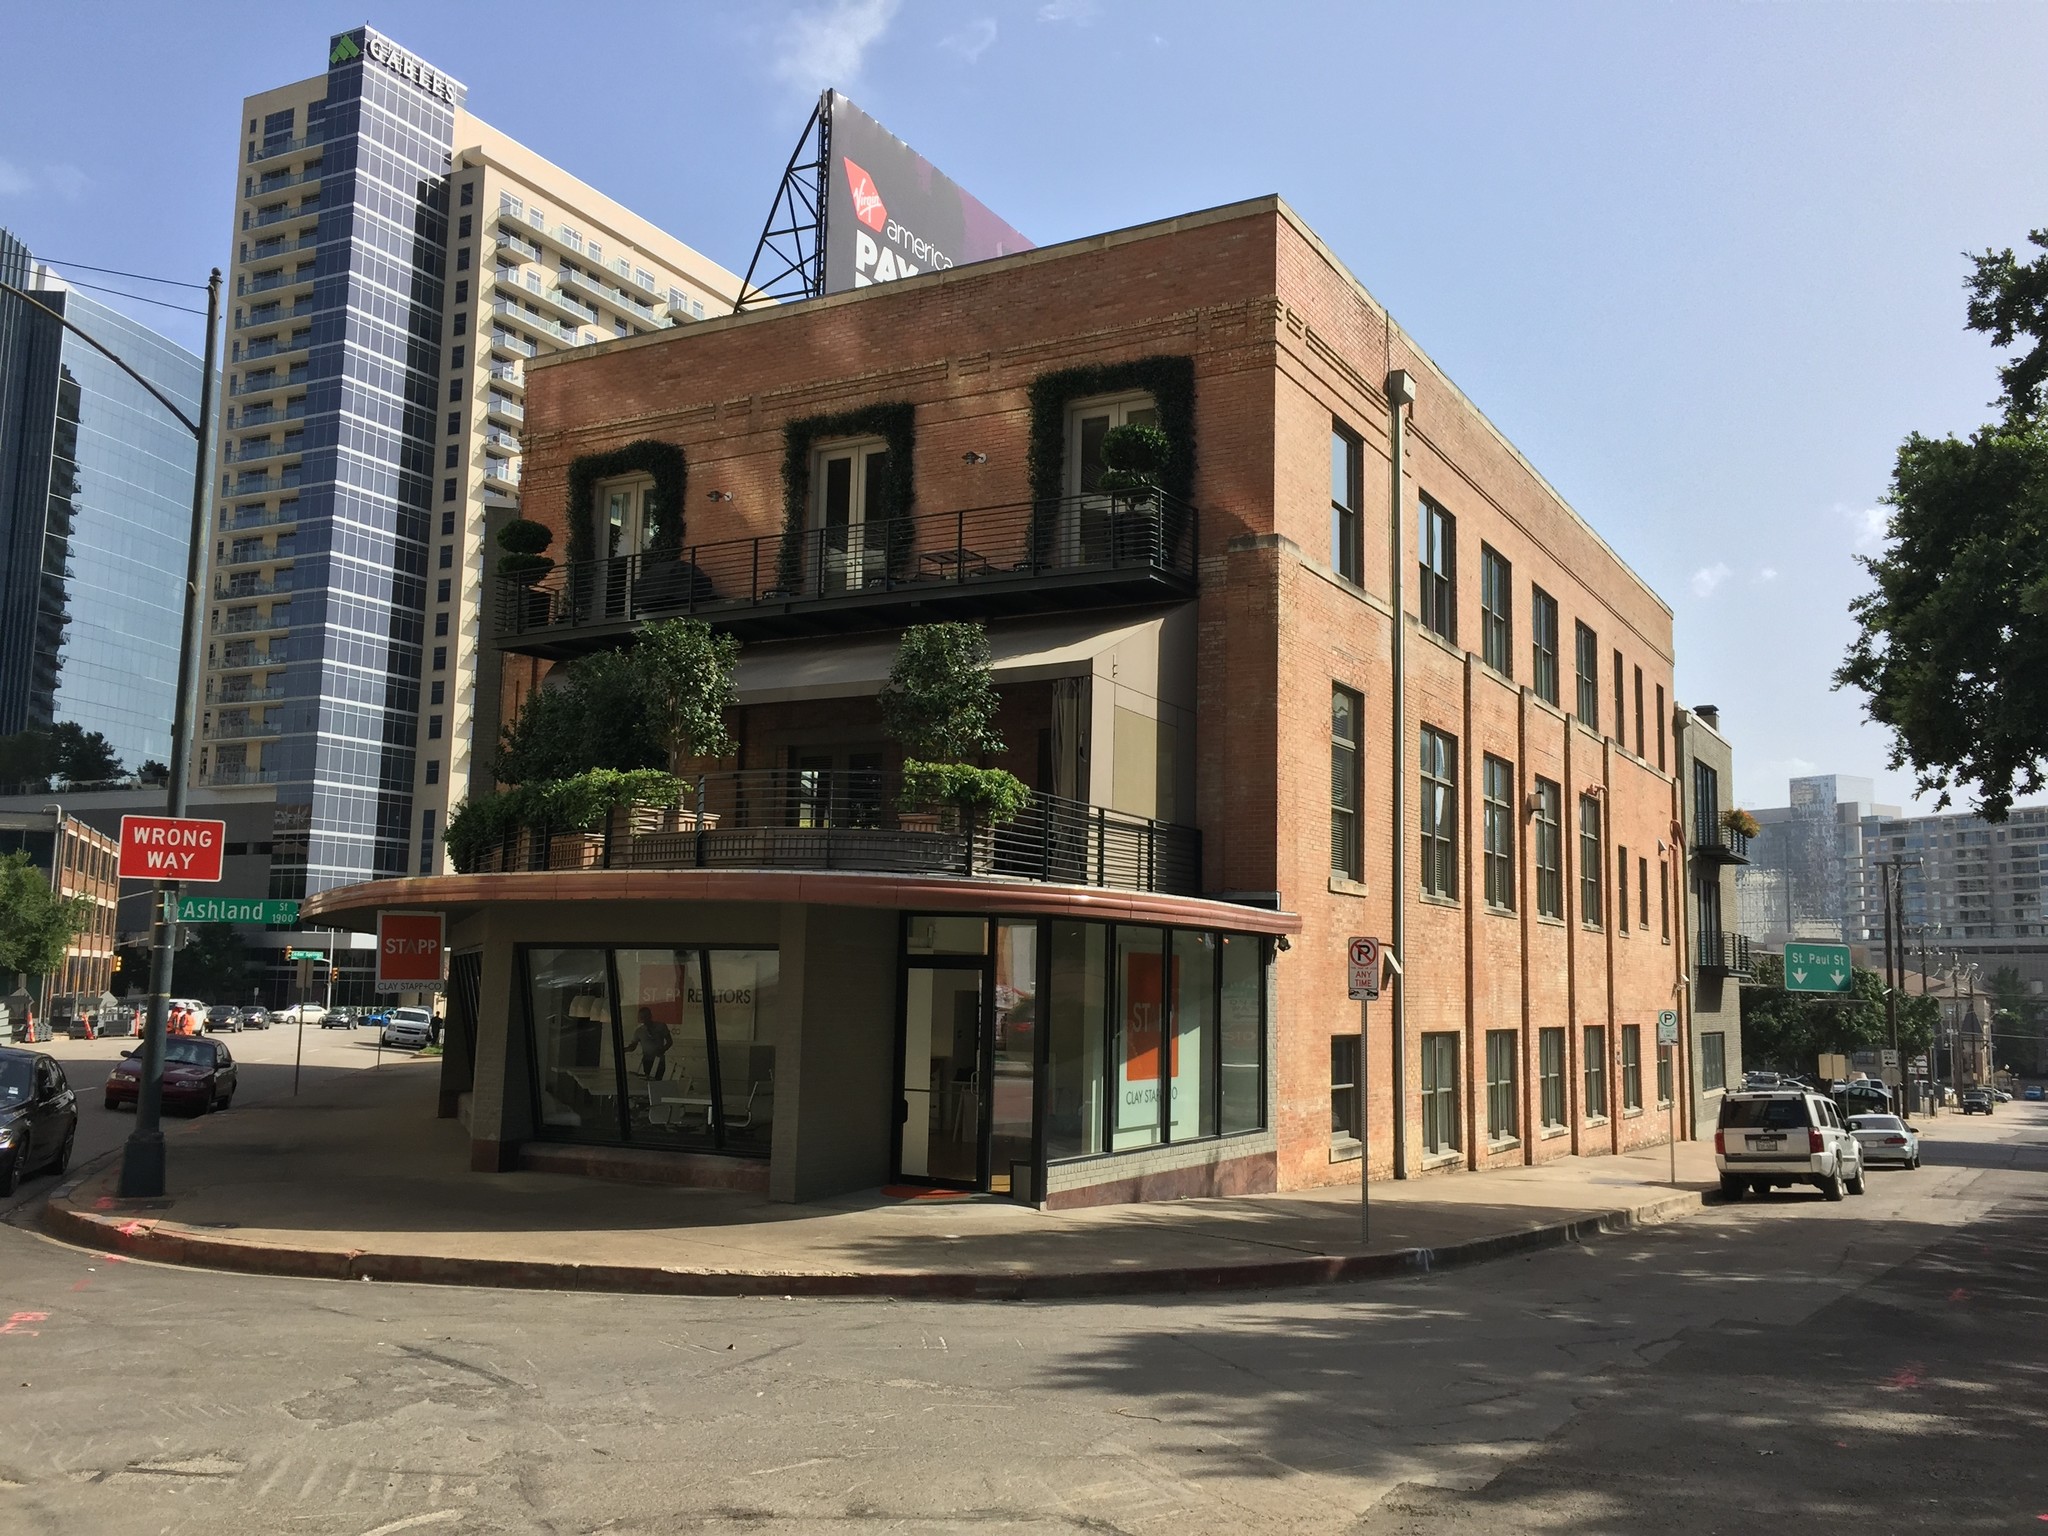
[0,267,222,1198]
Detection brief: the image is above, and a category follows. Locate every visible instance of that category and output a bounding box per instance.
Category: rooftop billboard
[822,93,1033,295]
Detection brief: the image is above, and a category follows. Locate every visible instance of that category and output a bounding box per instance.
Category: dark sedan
[0,1046,78,1195]
[104,1037,238,1116]
[238,1006,270,1031]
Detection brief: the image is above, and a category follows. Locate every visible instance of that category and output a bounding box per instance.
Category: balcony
[248,231,319,260]
[559,265,656,323]
[1692,820,1751,864]
[492,299,584,347]
[246,200,319,231]
[202,717,282,743]
[483,425,520,456]
[230,363,310,397]
[1696,931,1753,980]
[215,575,294,599]
[200,766,281,786]
[496,493,1200,656]
[494,229,543,263]
[253,164,322,195]
[484,393,524,425]
[249,129,326,164]
[208,683,287,705]
[229,469,303,497]
[467,769,1201,897]
[488,360,525,392]
[490,329,537,359]
[221,504,299,533]
[215,644,281,671]
[218,607,291,636]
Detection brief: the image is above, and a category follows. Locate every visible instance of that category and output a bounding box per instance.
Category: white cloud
[0,158,83,200]
[773,0,901,93]
[941,16,997,62]
[0,158,30,196]
[1849,505,1889,552]
[1691,562,1733,598]
[1039,0,1099,22]
[1756,566,1779,583]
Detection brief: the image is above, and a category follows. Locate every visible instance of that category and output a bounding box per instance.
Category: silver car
[1846,1112,1920,1170]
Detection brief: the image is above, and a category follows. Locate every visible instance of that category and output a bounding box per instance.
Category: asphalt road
[0,1093,2042,1534]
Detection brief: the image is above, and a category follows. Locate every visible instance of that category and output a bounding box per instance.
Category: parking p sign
[1348,936,1382,1002]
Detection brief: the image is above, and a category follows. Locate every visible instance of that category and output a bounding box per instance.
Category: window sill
[1329,1137,1362,1164]
[1487,1135,1521,1153]
[1582,923,1604,935]
[1483,901,1517,919]
[1419,893,1461,911]
[1585,1115,1609,1128]
[1535,914,1567,928]
[1329,875,1370,898]
[1624,1106,1644,1119]
[1540,1124,1570,1140]
[1420,1150,1462,1171]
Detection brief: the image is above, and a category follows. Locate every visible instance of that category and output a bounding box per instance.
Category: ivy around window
[1024,355,1197,562]
[776,402,916,594]
[563,440,688,565]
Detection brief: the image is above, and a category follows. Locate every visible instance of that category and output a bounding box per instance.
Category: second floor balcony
[1696,930,1753,980]
[1692,817,1751,864]
[495,492,1200,657]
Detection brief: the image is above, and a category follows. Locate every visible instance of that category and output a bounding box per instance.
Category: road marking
[0,1311,48,1336]
[357,1514,462,1536]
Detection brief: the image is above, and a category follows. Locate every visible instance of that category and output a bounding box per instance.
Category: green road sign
[177,896,301,926]
[1785,941,1853,994]
[286,948,327,962]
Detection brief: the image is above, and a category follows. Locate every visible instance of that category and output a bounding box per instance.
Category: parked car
[362,1009,389,1030]
[380,1007,433,1049]
[1992,1088,2012,1103]
[1743,1071,1783,1090]
[206,1004,244,1033]
[1834,1080,1893,1116]
[2026,1085,2045,1101]
[0,1046,78,1196]
[276,1002,328,1026]
[322,1007,356,1030]
[238,1006,271,1031]
[1846,1113,1921,1170]
[104,1036,237,1116]
[1960,1088,1995,1115]
[1716,1089,1867,1200]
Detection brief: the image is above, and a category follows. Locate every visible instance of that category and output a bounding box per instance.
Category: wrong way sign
[1348,936,1383,1001]
[118,815,227,882]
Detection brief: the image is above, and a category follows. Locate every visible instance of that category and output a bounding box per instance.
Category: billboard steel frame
[735,93,829,309]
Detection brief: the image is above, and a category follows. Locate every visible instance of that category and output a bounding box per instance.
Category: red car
[104,1036,238,1115]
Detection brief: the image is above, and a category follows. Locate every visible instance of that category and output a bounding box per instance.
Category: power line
[24,276,210,318]
[30,257,208,291]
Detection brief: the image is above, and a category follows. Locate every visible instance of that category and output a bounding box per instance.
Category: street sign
[377,910,445,993]
[177,896,300,925]
[118,815,226,883]
[1656,1009,1679,1046]
[1784,941,1853,994]
[285,948,327,962]
[1347,936,1382,1002]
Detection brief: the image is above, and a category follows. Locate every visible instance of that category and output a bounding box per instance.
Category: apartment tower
[202,25,739,896]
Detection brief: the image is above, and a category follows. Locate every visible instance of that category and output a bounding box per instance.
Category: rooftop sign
[330,29,465,109]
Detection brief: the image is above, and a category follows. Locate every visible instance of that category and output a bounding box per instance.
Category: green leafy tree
[880,622,1005,763]
[1964,228,2048,423]
[51,722,122,782]
[633,618,738,774]
[1742,953,1935,1071]
[173,925,254,1001]
[0,850,85,992]
[497,649,665,786]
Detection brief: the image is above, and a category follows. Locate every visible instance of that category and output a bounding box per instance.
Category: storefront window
[616,947,710,1151]
[1112,927,1166,1150]
[905,915,987,956]
[707,949,778,1156]
[1046,921,1106,1159]
[1171,930,1216,1139]
[527,948,623,1143]
[991,920,1038,1187]
[1219,934,1263,1134]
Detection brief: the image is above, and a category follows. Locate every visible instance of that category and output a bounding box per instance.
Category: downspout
[1386,367,1415,1178]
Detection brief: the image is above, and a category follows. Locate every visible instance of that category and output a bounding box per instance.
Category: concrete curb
[38,1179,1714,1301]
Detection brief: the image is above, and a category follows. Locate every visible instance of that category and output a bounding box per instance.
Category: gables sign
[331,30,464,108]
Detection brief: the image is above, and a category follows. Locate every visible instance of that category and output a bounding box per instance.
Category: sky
[4,0,2045,813]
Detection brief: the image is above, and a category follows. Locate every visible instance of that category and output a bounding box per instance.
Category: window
[436,579,451,603]
[441,510,456,536]
[1701,1031,1727,1092]
[1575,623,1599,728]
[1539,1028,1566,1128]
[1579,795,1603,927]
[1480,546,1512,676]
[439,544,454,569]
[1531,589,1556,708]
[1331,422,1363,584]
[1639,855,1650,931]
[428,714,443,739]
[456,246,471,271]
[435,613,449,637]
[1657,1042,1674,1104]
[1534,778,1563,918]
[458,214,472,238]
[1659,859,1670,940]
[1421,1032,1459,1154]
[1482,754,1515,911]
[418,809,436,875]
[1654,683,1666,769]
[459,182,474,207]
[1617,846,1630,932]
[456,279,470,305]
[1419,495,1455,641]
[810,439,892,593]
[429,680,445,706]
[452,312,467,332]
[1691,761,1720,846]
[1331,687,1363,880]
[1610,650,1624,744]
[449,379,462,403]
[1331,1035,1361,1143]
[1633,665,1645,758]
[1486,1030,1518,1141]
[447,412,461,435]
[441,478,457,503]
[432,646,447,671]
[1065,392,1159,497]
[444,444,458,469]
[1420,726,1458,898]
[1622,1025,1642,1111]
[425,759,440,785]
[451,346,465,369]
[1584,1026,1608,1119]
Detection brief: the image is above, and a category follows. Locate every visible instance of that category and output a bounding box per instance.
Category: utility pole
[1385,368,1415,1180]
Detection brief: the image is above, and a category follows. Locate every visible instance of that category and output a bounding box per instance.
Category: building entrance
[899,963,986,1186]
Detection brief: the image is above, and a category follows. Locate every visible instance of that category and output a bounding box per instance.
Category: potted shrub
[1722,807,1761,840]
[496,519,556,629]
[1097,421,1170,562]
[632,619,739,829]
[880,624,1026,866]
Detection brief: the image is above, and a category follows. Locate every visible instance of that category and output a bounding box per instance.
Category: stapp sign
[118,816,226,883]
[822,93,1033,295]
[376,911,445,993]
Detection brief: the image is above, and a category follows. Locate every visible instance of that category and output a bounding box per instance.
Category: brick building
[307,196,1698,1204]
[0,809,119,1011]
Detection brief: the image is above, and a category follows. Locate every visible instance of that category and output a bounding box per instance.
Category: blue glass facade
[0,227,201,771]
[268,28,461,898]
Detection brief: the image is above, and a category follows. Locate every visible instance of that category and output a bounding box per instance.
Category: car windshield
[1849,1115,1904,1131]
[0,1057,30,1103]
[1719,1097,1811,1130]
[393,1009,430,1024]
[162,1039,212,1067]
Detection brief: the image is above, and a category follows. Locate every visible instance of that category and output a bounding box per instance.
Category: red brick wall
[514,197,1686,1191]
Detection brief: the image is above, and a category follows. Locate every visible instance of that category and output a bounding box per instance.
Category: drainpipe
[1386,367,1416,1178]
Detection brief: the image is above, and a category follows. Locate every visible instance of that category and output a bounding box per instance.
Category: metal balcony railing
[1696,931,1753,979]
[202,718,282,742]
[209,684,287,705]
[495,492,1199,647]
[1692,819,1751,863]
[488,361,524,388]
[249,129,326,164]
[466,769,1202,896]
[200,766,281,786]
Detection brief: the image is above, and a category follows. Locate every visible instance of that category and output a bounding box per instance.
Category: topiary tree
[496,518,555,584]
[497,649,665,786]
[633,618,739,775]
[1097,421,1171,505]
[880,622,1005,763]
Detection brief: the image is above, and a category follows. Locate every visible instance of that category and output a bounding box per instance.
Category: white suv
[1716,1090,1866,1201]
[381,1007,434,1049]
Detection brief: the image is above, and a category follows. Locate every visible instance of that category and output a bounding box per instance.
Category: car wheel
[1847,1166,1867,1195]
[0,1153,20,1197]
[104,1093,119,1112]
[50,1127,74,1177]
[1718,1175,1746,1200]
[1823,1168,1846,1201]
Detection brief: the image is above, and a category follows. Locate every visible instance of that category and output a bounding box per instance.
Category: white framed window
[597,473,657,559]
[811,438,891,593]
[1064,392,1159,496]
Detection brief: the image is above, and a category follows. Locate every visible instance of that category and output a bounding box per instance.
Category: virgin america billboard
[823,93,1033,295]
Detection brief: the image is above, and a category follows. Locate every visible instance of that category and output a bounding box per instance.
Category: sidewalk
[43,1066,1722,1299]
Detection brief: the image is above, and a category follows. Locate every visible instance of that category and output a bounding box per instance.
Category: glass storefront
[522,945,778,1156]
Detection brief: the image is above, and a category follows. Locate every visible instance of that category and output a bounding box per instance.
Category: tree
[633,618,738,774]
[173,926,254,1001]
[0,850,85,992]
[1742,953,1935,1073]
[1836,233,2048,818]
[497,649,664,786]
[51,722,121,782]
[879,622,1005,763]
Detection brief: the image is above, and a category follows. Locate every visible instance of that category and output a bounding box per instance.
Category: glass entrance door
[813,441,890,594]
[900,964,987,1186]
